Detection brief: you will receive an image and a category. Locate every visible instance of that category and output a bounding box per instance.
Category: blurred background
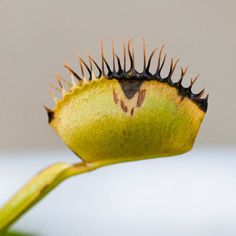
[0,0,235,235]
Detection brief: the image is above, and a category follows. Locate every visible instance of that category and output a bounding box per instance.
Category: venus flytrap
[0,39,208,232]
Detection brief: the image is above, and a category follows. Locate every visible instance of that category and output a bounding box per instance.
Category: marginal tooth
[128,39,134,70]
[143,38,147,71]
[78,59,84,78]
[166,57,173,79]
[64,64,82,82]
[63,64,78,87]
[43,105,54,123]
[50,93,57,103]
[100,39,105,75]
[190,74,199,86]
[50,82,61,93]
[90,67,96,80]
[56,73,72,89]
[43,105,52,113]
[79,58,92,80]
[61,77,72,88]
[70,73,77,87]
[102,57,112,75]
[100,39,112,76]
[157,44,165,72]
[131,39,135,69]
[182,65,188,76]
[204,94,209,101]
[87,51,95,80]
[123,40,126,72]
[76,51,87,80]
[89,55,102,78]
[56,77,63,89]
[79,58,85,78]
[195,89,205,99]
[146,48,158,72]
[115,54,122,72]
[159,53,167,73]
[48,83,58,103]
[62,89,67,96]
[112,38,116,72]
[177,66,188,85]
[165,58,179,81]
[55,75,67,96]
[188,74,199,95]
[87,50,93,72]
[171,58,179,75]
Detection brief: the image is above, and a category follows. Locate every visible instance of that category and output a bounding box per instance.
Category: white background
[1,146,235,236]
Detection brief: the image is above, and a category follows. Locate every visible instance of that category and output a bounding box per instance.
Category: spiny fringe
[48,39,208,112]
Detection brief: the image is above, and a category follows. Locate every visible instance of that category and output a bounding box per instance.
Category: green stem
[0,161,104,232]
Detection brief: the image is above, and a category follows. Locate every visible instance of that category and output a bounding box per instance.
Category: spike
[79,60,85,77]
[115,54,122,72]
[100,39,105,75]
[79,58,92,80]
[77,51,85,78]
[43,105,52,113]
[191,74,199,86]
[195,89,205,99]
[182,65,188,75]
[48,83,58,102]
[87,51,93,71]
[128,39,134,70]
[89,55,102,78]
[143,38,147,71]
[156,44,165,72]
[70,73,77,86]
[100,39,112,76]
[64,64,82,81]
[188,74,199,93]
[87,52,96,79]
[166,58,180,79]
[166,58,173,79]
[146,48,158,72]
[177,66,188,86]
[56,73,72,88]
[131,40,135,68]
[49,82,60,92]
[159,54,167,74]
[43,105,54,123]
[61,77,72,88]
[55,76,63,89]
[182,66,188,78]
[123,40,126,72]
[172,58,179,75]
[55,74,67,96]
[102,57,112,75]
[112,38,116,72]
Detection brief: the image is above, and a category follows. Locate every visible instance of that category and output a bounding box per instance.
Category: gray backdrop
[0,0,235,149]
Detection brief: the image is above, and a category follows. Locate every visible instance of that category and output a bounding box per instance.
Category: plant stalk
[0,161,103,232]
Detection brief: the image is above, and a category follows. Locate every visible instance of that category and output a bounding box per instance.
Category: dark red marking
[120,100,128,113]
[113,89,119,104]
[136,89,146,107]
[131,107,134,116]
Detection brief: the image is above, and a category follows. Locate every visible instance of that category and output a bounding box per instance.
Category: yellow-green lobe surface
[50,77,205,164]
